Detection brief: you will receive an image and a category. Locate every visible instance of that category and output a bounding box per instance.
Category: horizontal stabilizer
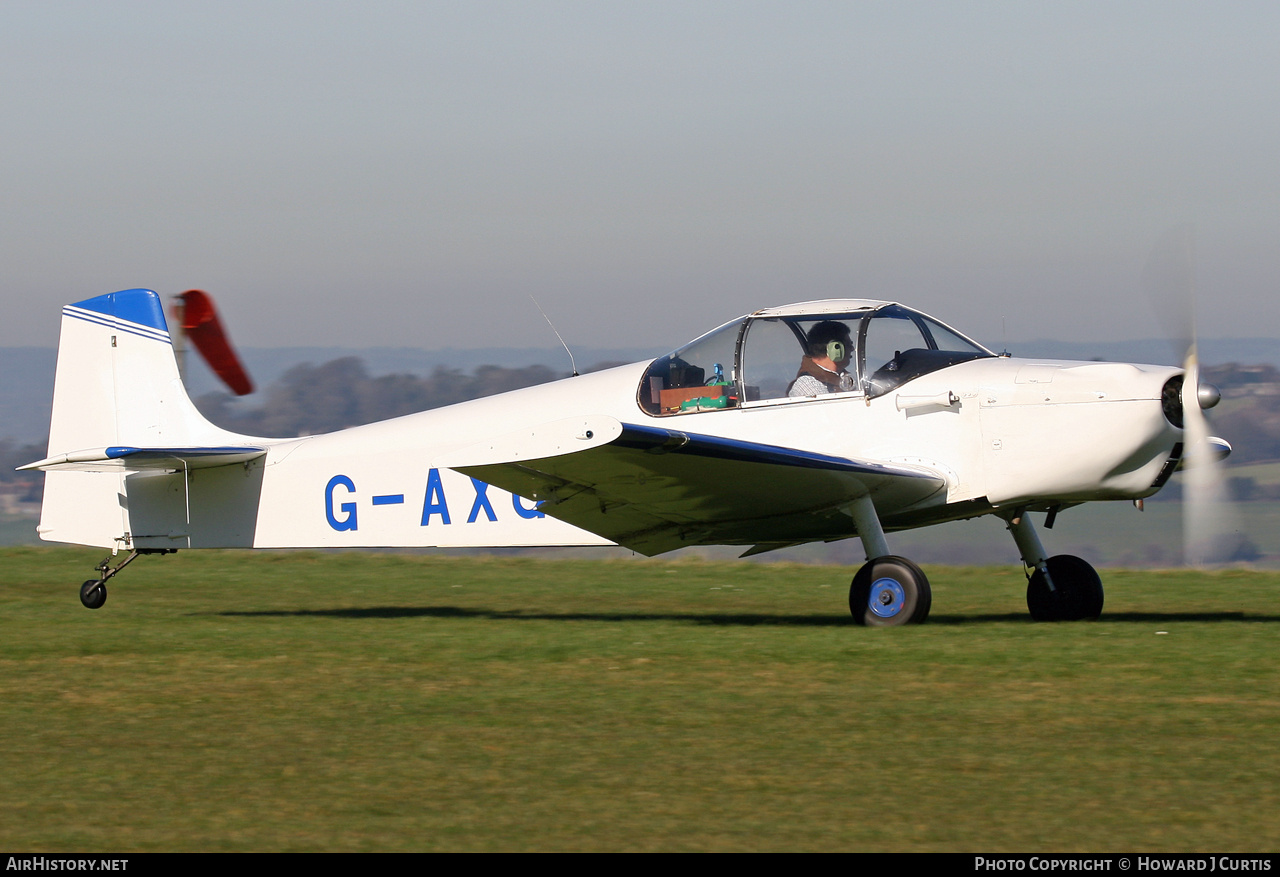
[22,446,266,473]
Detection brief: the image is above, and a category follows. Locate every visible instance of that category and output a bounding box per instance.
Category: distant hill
[0,348,56,446]
[198,344,665,396]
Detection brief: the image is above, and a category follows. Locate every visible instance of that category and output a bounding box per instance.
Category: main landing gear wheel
[80,580,107,610]
[1026,555,1103,621]
[849,555,931,626]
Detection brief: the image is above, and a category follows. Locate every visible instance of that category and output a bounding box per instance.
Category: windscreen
[860,305,994,398]
[637,318,745,416]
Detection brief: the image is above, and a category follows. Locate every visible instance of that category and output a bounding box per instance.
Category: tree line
[193,358,573,437]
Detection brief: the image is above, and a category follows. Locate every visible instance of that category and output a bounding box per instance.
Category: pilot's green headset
[807,320,851,363]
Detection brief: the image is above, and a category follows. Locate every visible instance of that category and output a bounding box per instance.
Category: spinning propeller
[1142,226,1235,566]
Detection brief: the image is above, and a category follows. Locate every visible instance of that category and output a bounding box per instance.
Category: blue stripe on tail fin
[63,289,171,341]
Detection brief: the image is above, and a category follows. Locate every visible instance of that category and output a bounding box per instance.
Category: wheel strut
[78,548,176,609]
[1003,510,1052,587]
[95,549,142,583]
[1000,510,1104,621]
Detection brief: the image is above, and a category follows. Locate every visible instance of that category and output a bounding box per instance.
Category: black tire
[80,579,107,610]
[1026,555,1103,621]
[849,556,931,626]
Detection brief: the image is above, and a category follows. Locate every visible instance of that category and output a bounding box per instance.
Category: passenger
[788,321,857,397]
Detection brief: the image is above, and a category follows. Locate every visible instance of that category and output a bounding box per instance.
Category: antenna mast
[530,296,579,377]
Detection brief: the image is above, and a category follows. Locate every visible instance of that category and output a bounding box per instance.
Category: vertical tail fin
[48,289,233,454]
[37,289,252,548]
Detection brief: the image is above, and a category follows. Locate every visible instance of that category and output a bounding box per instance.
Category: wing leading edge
[455,422,945,556]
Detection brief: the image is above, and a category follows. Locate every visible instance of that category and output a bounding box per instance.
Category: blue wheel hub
[868,576,906,618]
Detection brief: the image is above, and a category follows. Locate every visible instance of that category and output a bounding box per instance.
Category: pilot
[787,321,857,397]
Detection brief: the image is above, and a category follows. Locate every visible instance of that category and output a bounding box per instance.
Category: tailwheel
[80,579,107,610]
[1026,554,1103,621]
[75,548,171,610]
[849,555,931,626]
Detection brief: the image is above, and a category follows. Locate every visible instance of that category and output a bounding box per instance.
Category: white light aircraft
[23,288,1230,625]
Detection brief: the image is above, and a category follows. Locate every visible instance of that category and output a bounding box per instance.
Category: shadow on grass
[216,605,855,627]
[210,606,1280,626]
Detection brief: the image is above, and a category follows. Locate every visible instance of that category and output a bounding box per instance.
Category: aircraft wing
[452,421,945,555]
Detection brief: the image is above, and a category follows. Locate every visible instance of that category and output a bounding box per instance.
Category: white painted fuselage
[31,292,1184,556]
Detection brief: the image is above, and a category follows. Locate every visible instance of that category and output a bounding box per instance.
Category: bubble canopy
[637,300,995,416]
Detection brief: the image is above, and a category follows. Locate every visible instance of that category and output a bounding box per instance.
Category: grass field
[1,546,1277,851]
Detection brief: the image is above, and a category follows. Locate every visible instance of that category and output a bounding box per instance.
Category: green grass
[1,547,1277,851]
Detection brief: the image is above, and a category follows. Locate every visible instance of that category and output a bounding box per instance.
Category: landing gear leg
[78,551,141,609]
[77,549,176,610]
[1003,511,1103,621]
[846,494,931,626]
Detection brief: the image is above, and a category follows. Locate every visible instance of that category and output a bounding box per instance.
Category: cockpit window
[637,303,994,416]
[862,311,930,380]
[859,304,993,398]
[740,314,864,402]
[637,318,744,416]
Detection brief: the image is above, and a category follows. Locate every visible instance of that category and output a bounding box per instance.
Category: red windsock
[176,289,254,396]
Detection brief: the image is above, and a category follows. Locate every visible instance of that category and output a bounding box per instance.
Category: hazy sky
[2,1,1277,353]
